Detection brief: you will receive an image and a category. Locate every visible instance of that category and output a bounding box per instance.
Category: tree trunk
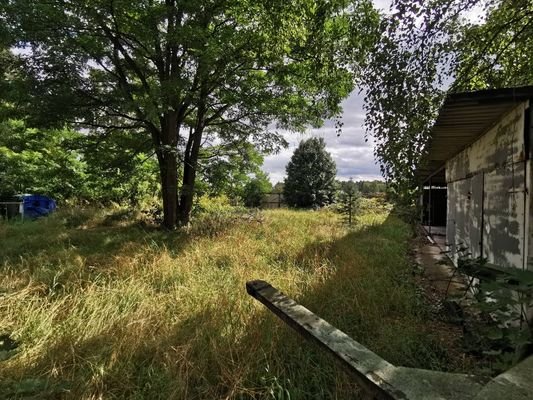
[178,124,204,226]
[160,154,178,229]
[159,112,179,229]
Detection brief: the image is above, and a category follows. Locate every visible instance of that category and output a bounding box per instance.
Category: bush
[242,172,272,207]
[189,195,247,237]
[194,194,235,214]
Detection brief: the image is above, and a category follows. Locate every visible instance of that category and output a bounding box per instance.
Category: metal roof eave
[417,85,533,185]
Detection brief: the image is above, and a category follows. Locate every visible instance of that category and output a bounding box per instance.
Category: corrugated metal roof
[417,86,533,185]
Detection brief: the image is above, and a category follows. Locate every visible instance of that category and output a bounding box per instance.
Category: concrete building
[418,86,533,269]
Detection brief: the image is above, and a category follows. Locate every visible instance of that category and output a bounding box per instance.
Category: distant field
[0,201,463,399]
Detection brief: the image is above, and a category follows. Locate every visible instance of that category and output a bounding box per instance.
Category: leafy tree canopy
[1,0,380,228]
[364,0,532,204]
[242,170,272,207]
[79,128,160,205]
[455,0,533,90]
[196,141,265,200]
[284,137,336,208]
[0,120,86,199]
[0,118,160,204]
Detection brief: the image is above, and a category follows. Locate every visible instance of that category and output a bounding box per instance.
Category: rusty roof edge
[417,103,520,182]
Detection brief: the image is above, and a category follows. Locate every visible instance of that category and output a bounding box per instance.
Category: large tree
[363,0,532,204]
[284,137,336,208]
[2,0,379,228]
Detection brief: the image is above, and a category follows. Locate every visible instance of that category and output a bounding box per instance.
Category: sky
[261,0,393,184]
[261,93,382,184]
[260,0,486,184]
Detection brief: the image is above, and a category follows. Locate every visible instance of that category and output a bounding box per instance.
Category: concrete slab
[422,225,447,237]
[415,239,467,298]
[473,355,533,400]
[247,280,487,400]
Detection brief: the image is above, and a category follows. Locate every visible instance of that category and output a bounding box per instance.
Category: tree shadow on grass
[0,211,453,399]
[1,306,265,399]
[1,219,180,261]
[0,207,252,270]
[0,208,237,298]
[290,215,452,372]
[227,212,454,399]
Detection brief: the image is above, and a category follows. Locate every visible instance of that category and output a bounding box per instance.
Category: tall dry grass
[1,204,452,399]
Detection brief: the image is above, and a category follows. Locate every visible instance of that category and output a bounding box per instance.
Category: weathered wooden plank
[246,280,403,400]
[246,280,487,400]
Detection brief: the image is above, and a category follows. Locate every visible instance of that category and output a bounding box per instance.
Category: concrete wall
[445,102,530,269]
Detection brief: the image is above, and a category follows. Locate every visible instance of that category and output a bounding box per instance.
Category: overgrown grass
[1,204,457,399]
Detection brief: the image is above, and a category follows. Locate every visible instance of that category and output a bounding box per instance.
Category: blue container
[22,194,57,218]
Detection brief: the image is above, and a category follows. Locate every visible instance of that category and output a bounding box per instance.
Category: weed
[0,205,455,399]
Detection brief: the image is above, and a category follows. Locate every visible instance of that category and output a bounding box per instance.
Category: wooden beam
[246,280,487,400]
[246,280,402,399]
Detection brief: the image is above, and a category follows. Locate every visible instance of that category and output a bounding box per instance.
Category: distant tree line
[257,137,387,210]
[336,179,386,197]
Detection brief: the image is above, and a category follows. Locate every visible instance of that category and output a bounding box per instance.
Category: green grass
[1,203,457,399]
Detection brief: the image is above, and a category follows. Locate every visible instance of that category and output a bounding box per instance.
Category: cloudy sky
[260,0,487,184]
[261,94,381,184]
[261,0,392,184]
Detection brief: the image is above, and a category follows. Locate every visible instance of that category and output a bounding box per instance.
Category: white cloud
[261,91,383,184]
[261,0,396,184]
[373,0,393,12]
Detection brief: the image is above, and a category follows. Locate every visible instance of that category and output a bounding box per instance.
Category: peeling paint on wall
[483,163,525,268]
[447,174,483,264]
[446,104,525,183]
[445,102,530,270]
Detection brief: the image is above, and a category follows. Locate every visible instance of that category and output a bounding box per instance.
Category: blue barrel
[22,194,57,218]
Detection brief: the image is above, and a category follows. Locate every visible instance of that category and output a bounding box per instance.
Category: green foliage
[0,120,86,199]
[335,179,360,225]
[242,171,272,208]
[454,254,533,372]
[194,194,235,215]
[455,0,533,90]
[197,142,265,201]
[189,194,247,237]
[284,137,337,208]
[1,0,380,227]
[335,179,386,197]
[355,179,387,196]
[0,118,159,204]
[364,0,451,204]
[0,48,33,121]
[364,0,533,204]
[79,130,159,205]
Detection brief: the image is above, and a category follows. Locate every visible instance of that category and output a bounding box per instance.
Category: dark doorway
[422,187,447,228]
